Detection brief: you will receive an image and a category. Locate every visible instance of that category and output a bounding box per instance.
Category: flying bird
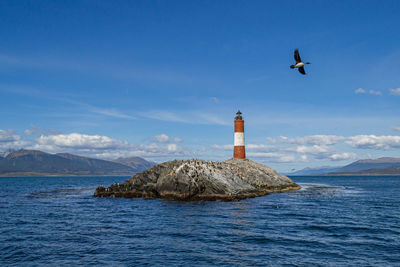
[290,49,311,75]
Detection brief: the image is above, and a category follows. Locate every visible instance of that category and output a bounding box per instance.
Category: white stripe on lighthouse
[234,132,244,146]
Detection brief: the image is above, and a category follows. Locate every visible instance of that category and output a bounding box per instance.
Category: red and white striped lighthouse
[234,110,246,159]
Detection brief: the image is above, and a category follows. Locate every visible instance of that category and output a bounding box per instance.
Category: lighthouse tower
[234,110,246,159]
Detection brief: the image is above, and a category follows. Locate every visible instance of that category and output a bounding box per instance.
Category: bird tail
[290,65,295,69]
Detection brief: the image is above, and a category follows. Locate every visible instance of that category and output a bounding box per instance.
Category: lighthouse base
[234,146,246,159]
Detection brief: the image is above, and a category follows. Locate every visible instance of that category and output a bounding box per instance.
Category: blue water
[0,176,399,266]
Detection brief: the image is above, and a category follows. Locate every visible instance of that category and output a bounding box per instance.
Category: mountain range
[288,157,400,176]
[0,149,155,176]
[2,149,399,177]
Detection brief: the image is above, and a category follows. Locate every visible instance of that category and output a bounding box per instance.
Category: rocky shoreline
[94,158,300,201]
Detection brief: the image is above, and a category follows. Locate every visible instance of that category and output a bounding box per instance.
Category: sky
[1,0,400,172]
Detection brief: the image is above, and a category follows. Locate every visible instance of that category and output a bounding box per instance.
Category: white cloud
[294,145,354,161]
[154,134,183,143]
[0,129,20,142]
[155,134,169,143]
[355,88,366,94]
[1,129,191,161]
[167,144,178,152]
[329,152,357,161]
[24,129,36,136]
[369,90,382,96]
[389,88,400,96]
[355,88,382,96]
[0,129,30,149]
[210,97,219,103]
[246,144,278,152]
[30,133,187,160]
[269,134,400,152]
[173,137,184,142]
[213,135,363,163]
[296,145,331,155]
[35,133,124,150]
[213,143,281,153]
[23,126,62,136]
[346,135,400,150]
[213,142,347,163]
[392,126,400,132]
[212,133,400,163]
[266,137,276,144]
[212,144,233,150]
[277,135,345,146]
[3,127,400,166]
[246,152,296,163]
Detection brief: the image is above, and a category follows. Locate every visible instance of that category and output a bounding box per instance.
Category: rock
[94,158,300,201]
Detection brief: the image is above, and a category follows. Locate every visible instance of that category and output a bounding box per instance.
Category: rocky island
[94,158,300,201]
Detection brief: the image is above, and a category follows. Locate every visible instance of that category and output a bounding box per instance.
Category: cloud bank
[389,88,400,95]
[354,88,382,95]
[0,129,187,162]
[154,134,183,143]
[2,128,400,165]
[0,129,30,150]
[212,133,400,163]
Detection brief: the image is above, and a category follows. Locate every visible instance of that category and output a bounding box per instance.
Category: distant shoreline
[2,173,400,177]
[0,173,133,177]
[289,174,400,177]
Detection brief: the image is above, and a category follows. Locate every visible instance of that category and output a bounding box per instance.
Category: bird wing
[294,49,302,63]
[298,66,306,75]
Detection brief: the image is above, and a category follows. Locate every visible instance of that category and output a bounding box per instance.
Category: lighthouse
[234,110,246,159]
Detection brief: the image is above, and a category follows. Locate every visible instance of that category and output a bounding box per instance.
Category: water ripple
[0,175,399,266]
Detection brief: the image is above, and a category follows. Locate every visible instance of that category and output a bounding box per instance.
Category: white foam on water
[287,183,362,198]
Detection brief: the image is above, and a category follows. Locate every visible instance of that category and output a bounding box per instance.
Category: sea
[0,175,399,266]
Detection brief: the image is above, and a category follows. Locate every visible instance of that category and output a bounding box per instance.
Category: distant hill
[0,149,155,176]
[329,165,400,176]
[335,157,400,173]
[288,157,400,176]
[112,156,156,173]
[0,149,14,158]
[363,165,400,175]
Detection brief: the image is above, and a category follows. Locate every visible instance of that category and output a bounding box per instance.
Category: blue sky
[1,1,400,172]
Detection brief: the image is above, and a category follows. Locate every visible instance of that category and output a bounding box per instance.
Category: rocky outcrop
[94,158,300,201]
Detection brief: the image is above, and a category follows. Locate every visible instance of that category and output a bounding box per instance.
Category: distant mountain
[335,157,400,173]
[329,164,400,176]
[288,157,400,176]
[364,165,400,175]
[0,149,15,158]
[0,149,155,176]
[112,156,156,172]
